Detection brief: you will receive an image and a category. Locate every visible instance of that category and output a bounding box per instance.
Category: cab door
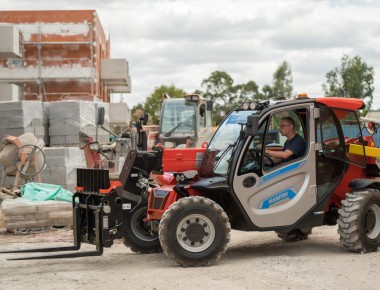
[231,104,318,228]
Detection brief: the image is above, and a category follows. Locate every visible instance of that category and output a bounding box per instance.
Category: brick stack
[48,101,109,146]
[40,147,87,192]
[0,101,45,141]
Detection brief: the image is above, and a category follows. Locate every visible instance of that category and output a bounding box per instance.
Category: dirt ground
[0,209,379,290]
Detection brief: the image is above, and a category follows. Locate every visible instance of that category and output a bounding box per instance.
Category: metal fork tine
[7,248,103,260]
[0,245,80,254]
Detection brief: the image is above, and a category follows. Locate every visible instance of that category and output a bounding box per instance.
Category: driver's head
[279,117,295,136]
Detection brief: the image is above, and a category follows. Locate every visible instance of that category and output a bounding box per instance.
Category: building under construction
[0,10,130,102]
[0,10,132,192]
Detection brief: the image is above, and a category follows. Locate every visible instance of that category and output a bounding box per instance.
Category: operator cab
[158,94,213,148]
[230,98,367,230]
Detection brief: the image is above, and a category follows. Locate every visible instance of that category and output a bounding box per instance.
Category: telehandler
[153,94,214,148]
[2,97,380,267]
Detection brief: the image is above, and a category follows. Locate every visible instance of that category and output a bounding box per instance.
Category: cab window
[238,118,268,176]
[262,109,308,170]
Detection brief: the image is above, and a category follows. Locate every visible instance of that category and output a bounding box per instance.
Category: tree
[131,103,144,121]
[132,107,144,122]
[201,71,237,125]
[272,61,293,99]
[140,84,186,125]
[235,80,266,103]
[322,54,374,115]
[261,84,274,99]
[201,71,235,106]
[201,71,274,125]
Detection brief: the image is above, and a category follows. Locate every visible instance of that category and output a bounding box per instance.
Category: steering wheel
[264,153,276,166]
[249,148,276,166]
[249,148,261,160]
[249,148,276,167]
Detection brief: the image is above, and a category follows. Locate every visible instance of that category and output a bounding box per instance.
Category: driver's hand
[264,156,282,164]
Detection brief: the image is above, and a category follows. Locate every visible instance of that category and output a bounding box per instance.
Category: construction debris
[0,187,20,201]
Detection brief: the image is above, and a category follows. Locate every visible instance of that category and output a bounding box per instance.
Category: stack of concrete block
[0,84,20,101]
[48,101,110,146]
[0,101,45,141]
[40,147,87,192]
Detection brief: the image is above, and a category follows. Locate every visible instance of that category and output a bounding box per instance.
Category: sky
[2,0,380,110]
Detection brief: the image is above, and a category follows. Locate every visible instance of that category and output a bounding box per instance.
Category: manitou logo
[268,192,289,205]
[259,187,297,209]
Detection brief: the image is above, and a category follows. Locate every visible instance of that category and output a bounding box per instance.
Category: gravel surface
[1,211,379,290]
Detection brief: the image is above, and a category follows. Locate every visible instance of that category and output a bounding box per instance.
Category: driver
[266,117,306,163]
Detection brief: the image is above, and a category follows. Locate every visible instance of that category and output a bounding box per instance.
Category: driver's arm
[266,148,294,160]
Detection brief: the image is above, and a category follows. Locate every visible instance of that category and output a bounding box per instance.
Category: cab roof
[315,97,364,110]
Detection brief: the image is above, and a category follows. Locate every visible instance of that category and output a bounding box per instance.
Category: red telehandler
[2,97,380,267]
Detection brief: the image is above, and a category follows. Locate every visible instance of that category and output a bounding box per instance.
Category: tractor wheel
[338,188,380,253]
[122,203,162,254]
[159,196,231,267]
[275,228,312,242]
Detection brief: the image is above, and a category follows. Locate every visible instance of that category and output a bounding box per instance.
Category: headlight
[241,102,258,110]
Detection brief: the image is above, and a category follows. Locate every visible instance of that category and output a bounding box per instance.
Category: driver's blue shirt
[283,133,306,162]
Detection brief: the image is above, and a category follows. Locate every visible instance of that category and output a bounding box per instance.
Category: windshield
[199,110,258,178]
[160,100,196,134]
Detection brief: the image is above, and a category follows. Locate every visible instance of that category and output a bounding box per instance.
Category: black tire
[338,188,380,253]
[159,196,231,267]
[275,228,312,242]
[122,203,162,254]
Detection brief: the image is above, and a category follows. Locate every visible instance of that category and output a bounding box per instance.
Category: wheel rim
[131,207,157,242]
[176,214,216,253]
[365,203,380,240]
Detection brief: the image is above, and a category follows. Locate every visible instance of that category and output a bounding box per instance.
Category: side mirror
[142,112,149,125]
[246,115,259,136]
[88,142,100,152]
[207,101,213,111]
[97,107,105,126]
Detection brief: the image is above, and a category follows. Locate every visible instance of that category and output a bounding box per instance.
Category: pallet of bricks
[43,100,109,192]
[48,100,109,146]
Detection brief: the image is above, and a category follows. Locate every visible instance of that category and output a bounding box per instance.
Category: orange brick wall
[0,10,111,102]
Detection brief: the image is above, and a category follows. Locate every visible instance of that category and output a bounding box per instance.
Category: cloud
[2,0,380,109]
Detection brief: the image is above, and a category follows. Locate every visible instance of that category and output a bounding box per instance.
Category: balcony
[107,75,131,93]
[101,59,130,89]
[0,58,92,82]
[0,26,21,58]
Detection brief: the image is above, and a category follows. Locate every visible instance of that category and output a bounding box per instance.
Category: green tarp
[21,182,73,202]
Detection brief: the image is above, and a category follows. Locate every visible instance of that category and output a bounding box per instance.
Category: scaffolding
[0,22,96,101]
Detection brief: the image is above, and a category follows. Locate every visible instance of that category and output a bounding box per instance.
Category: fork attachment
[1,169,124,260]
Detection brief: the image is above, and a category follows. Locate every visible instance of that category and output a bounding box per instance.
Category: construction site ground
[0,210,379,290]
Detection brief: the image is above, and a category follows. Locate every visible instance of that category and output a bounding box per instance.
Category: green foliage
[262,84,274,99]
[201,71,235,106]
[132,84,186,124]
[322,55,374,115]
[271,61,293,99]
[200,71,270,125]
